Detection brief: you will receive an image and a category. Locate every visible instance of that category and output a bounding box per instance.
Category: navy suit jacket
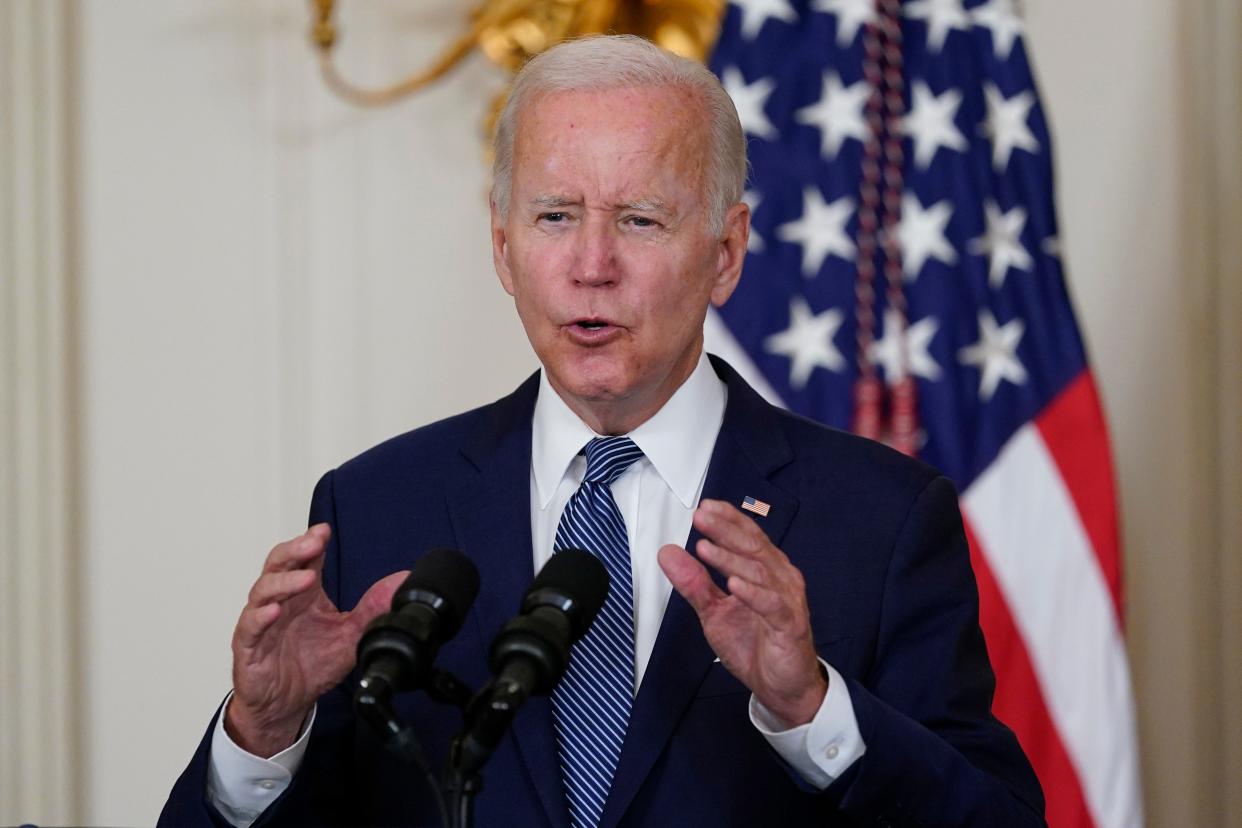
[161,356,1044,827]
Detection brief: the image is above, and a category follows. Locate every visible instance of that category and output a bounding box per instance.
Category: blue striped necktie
[551,436,645,828]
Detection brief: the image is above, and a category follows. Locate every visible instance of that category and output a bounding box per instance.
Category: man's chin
[552,373,631,406]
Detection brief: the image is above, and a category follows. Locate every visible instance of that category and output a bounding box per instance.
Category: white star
[811,0,877,47]
[981,83,1039,170]
[869,309,943,383]
[722,67,777,141]
[957,310,1027,400]
[764,296,846,388]
[744,189,765,252]
[897,193,956,280]
[971,0,1025,61]
[795,72,871,160]
[905,0,970,52]
[776,188,856,278]
[903,81,967,168]
[731,0,799,39]
[969,201,1032,288]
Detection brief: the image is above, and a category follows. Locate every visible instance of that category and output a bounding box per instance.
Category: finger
[263,524,331,574]
[695,538,768,585]
[725,575,793,624]
[658,543,726,616]
[234,602,283,650]
[247,568,319,607]
[348,570,411,634]
[693,500,776,561]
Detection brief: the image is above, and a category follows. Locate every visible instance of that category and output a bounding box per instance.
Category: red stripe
[1034,370,1124,622]
[965,519,1097,828]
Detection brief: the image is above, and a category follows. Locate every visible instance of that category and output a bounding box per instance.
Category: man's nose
[573,217,619,286]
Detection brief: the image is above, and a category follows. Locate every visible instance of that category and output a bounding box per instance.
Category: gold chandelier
[310,0,726,109]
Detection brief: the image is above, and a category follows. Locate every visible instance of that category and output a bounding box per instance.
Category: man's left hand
[658,499,827,727]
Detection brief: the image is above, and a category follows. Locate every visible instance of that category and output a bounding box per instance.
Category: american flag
[741,495,772,516]
[703,1,1143,825]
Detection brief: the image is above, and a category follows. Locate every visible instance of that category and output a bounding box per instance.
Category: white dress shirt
[207,351,865,826]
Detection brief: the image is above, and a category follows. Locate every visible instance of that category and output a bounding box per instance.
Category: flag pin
[741,496,771,517]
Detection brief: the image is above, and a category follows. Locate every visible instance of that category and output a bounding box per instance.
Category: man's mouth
[565,318,623,344]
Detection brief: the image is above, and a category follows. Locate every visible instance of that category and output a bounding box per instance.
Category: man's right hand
[225,523,408,758]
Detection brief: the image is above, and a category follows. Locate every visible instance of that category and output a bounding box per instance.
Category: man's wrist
[224,697,310,759]
[760,662,830,728]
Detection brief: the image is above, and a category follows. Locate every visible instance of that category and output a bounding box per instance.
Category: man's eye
[628,216,658,228]
[540,212,567,223]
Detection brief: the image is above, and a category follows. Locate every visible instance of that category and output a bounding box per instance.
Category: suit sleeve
[829,475,1047,827]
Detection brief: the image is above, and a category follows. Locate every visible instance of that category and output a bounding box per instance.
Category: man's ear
[709,201,750,308]
[490,198,516,296]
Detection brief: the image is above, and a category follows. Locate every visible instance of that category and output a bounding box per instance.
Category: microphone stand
[446,662,537,828]
[354,667,475,828]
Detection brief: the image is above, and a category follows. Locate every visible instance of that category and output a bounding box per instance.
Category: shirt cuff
[205,692,316,828]
[749,661,866,789]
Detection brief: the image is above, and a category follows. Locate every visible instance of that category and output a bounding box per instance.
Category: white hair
[490,35,748,235]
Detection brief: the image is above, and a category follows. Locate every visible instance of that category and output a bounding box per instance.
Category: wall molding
[0,1,82,823]
[1207,0,1242,822]
[1185,0,1242,822]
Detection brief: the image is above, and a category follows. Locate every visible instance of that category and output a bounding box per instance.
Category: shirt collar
[531,351,727,509]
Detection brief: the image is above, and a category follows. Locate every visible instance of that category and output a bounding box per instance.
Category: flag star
[903,81,967,168]
[764,296,846,388]
[981,83,1039,170]
[776,188,856,278]
[722,67,777,141]
[957,310,1027,400]
[970,201,1032,288]
[905,0,970,52]
[744,189,765,252]
[811,0,877,47]
[971,0,1025,61]
[795,72,871,160]
[869,309,943,383]
[898,193,957,279]
[730,0,798,39]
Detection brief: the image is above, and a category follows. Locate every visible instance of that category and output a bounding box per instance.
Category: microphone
[453,548,608,776]
[355,547,480,706]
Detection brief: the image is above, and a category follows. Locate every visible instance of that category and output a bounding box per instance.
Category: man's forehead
[515,85,708,146]
[511,86,709,201]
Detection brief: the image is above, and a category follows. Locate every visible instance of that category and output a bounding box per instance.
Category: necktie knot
[583,436,644,485]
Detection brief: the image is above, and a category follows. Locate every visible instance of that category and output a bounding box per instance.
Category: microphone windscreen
[397,547,480,637]
[529,548,609,633]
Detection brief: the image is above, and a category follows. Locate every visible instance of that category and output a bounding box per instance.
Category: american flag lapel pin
[741,496,771,517]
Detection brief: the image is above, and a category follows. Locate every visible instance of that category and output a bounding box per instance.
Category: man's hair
[490,34,748,235]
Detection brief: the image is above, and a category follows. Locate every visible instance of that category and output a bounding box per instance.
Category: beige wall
[0,0,1238,825]
[1026,1,1242,824]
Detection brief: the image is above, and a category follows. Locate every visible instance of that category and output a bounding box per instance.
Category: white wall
[76,1,529,822]
[43,0,1242,824]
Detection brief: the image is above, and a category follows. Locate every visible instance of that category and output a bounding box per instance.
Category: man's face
[491,85,748,433]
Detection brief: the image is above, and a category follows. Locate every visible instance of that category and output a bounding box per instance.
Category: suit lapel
[599,357,800,828]
[447,372,571,828]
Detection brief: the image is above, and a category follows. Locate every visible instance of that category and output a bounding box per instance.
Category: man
[162,35,1044,827]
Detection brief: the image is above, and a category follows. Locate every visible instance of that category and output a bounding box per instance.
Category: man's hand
[658,499,827,728]
[226,523,408,757]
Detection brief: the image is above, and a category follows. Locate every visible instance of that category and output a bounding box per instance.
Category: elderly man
[162,35,1044,827]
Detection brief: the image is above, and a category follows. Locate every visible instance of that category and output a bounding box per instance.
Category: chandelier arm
[316,24,487,108]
